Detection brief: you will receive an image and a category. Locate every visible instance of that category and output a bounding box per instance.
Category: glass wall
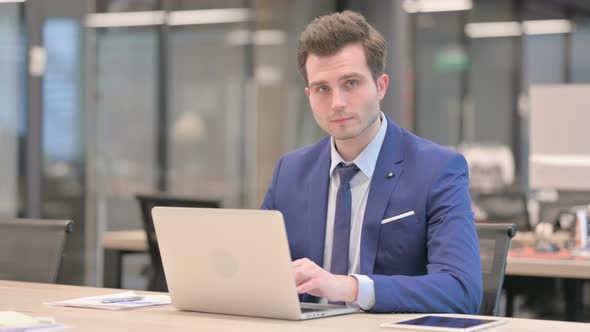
[413,0,520,150]
[254,0,335,205]
[84,0,336,286]
[167,16,248,208]
[410,0,590,190]
[42,17,86,284]
[571,13,590,83]
[467,0,516,148]
[414,10,463,147]
[93,26,158,232]
[0,2,25,218]
[88,21,160,288]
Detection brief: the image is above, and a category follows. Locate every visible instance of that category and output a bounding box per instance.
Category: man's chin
[330,132,358,141]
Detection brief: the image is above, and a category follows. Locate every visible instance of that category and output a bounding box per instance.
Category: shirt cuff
[350,274,375,310]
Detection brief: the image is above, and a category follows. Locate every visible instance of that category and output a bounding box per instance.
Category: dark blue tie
[330,162,360,276]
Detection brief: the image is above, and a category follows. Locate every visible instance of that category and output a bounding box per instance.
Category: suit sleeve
[367,154,483,314]
[260,157,284,210]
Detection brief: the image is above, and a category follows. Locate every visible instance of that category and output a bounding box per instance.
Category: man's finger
[291,257,311,268]
[296,278,319,295]
[293,266,311,286]
[293,262,320,285]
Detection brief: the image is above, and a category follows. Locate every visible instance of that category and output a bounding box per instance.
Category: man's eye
[317,86,328,93]
[347,80,359,88]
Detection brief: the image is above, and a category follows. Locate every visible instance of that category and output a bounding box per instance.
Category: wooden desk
[506,255,590,279]
[2,280,589,331]
[102,230,147,252]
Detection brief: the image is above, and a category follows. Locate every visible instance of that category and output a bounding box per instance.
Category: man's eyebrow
[309,73,365,88]
[308,80,328,88]
[340,73,363,81]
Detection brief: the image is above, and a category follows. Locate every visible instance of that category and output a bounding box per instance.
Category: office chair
[135,194,220,291]
[476,223,517,316]
[473,191,531,231]
[0,218,73,283]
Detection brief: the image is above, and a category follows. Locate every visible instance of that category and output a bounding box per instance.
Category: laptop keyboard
[301,307,326,313]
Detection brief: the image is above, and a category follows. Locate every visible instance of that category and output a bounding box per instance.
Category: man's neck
[335,115,382,162]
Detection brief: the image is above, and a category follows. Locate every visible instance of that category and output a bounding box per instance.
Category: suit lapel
[302,140,331,303]
[305,139,331,268]
[360,118,405,275]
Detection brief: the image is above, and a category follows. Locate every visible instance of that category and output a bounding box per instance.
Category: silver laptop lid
[152,207,303,320]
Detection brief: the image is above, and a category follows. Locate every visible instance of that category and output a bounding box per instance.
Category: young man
[261,11,482,313]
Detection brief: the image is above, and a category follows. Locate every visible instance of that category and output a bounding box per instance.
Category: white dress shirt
[320,112,387,310]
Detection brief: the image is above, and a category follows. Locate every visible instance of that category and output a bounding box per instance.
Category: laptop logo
[211,249,238,278]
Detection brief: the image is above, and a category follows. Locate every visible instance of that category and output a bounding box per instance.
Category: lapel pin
[386,172,395,179]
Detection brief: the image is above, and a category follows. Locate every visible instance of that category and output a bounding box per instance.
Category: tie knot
[337,162,360,186]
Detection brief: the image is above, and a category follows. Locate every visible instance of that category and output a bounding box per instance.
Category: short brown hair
[297,10,386,83]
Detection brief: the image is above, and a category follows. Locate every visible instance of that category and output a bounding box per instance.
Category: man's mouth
[331,117,352,124]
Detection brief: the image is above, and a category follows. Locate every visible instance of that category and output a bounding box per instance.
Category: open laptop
[152,207,359,320]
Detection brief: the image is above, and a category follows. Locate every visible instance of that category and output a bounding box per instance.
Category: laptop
[152,207,359,320]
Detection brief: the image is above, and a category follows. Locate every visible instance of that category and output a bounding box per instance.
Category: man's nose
[331,88,347,110]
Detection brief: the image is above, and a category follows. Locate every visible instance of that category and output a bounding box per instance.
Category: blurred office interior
[1,0,590,321]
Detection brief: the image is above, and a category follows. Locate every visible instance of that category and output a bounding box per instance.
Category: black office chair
[0,218,73,283]
[135,194,220,291]
[473,191,531,231]
[472,191,531,232]
[476,223,517,316]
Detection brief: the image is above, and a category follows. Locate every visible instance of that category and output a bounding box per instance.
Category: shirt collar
[329,112,388,179]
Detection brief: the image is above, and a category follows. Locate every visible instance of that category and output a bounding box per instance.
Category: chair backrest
[135,194,220,291]
[476,223,517,316]
[0,219,73,283]
[474,191,531,231]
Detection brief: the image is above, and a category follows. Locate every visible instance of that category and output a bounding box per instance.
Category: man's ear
[305,87,310,98]
[376,74,389,101]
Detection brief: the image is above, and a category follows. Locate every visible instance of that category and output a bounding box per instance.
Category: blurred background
[1,0,590,320]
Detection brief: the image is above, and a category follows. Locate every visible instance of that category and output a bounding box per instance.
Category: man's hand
[292,258,358,303]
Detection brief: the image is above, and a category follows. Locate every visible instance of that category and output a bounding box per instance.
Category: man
[261,11,482,314]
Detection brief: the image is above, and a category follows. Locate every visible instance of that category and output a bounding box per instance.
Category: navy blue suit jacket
[261,116,482,313]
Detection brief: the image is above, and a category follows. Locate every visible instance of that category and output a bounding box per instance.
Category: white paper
[0,311,67,331]
[45,292,171,311]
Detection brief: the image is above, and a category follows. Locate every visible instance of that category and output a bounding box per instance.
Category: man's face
[305,43,388,142]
